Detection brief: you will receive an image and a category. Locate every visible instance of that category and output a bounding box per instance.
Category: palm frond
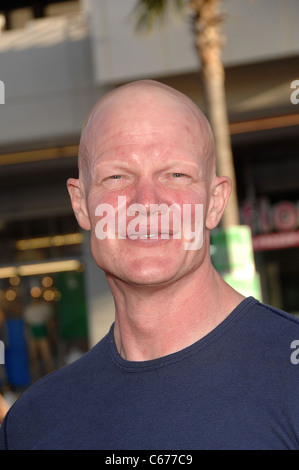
[135,0,188,32]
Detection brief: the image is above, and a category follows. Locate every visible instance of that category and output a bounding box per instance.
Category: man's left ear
[205,176,232,230]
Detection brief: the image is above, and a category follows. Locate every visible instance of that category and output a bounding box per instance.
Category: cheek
[87,191,120,228]
[178,190,209,225]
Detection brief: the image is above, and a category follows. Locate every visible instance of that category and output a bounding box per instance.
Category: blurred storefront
[0,145,113,394]
[233,115,299,315]
[0,160,89,389]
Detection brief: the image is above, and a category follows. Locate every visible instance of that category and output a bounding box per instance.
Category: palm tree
[135,0,239,228]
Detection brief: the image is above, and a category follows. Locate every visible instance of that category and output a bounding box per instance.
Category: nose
[133,177,162,211]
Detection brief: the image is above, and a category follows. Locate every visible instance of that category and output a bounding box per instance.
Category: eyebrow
[93,158,200,170]
[91,160,133,175]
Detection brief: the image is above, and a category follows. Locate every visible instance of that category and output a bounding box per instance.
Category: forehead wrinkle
[79,79,216,184]
[81,80,202,143]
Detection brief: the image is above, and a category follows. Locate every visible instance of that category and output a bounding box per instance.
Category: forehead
[80,83,213,171]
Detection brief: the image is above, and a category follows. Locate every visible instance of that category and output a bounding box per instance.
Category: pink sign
[253,230,299,251]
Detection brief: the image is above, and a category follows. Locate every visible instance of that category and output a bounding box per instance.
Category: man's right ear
[67,178,91,231]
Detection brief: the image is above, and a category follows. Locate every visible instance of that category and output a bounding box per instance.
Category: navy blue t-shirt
[1,297,299,450]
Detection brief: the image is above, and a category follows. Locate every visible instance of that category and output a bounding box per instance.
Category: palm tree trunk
[191,0,239,227]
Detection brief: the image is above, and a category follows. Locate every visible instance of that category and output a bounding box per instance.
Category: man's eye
[101,174,125,187]
[171,173,185,178]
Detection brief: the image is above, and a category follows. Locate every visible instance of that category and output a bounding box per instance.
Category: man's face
[73,86,220,287]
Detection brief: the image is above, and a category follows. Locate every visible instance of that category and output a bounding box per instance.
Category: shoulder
[240,298,299,370]
[230,296,299,342]
[241,297,299,347]
[15,330,111,401]
[249,298,299,331]
[0,330,112,449]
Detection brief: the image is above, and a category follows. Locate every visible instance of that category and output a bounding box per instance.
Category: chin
[97,254,174,285]
[117,259,185,287]
[126,272,173,287]
[91,240,201,286]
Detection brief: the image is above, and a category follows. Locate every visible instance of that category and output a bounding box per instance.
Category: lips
[139,233,160,239]
[126,231,172,239]
[117,222,173,239]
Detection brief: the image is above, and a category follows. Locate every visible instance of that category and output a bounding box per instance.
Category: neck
[107,261,244,362]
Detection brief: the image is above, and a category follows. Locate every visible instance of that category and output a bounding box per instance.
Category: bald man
[1,80,299,450]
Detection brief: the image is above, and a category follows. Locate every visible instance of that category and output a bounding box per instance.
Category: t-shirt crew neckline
[108,296,258,372]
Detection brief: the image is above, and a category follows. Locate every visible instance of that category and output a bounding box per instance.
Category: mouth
[138,233,163,239]
[123,230,178,243]
[127,232,170,239]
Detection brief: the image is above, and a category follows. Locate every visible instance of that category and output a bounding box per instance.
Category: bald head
[78,80,216,185]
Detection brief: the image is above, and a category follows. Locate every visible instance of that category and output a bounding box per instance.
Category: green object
[210,225,262,300]
[31,324,48,339]
[223,272,261,299]
[55,271,88,340]
[210,225,255,273]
